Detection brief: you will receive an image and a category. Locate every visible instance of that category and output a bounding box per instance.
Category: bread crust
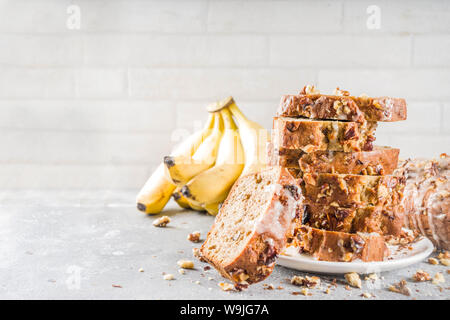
[268,142,399,175]
[302,173,405,208]
[397,154,449,250]
[273,117,377,152]
[292,226,389,262]
[200,167,303,285]
[277,94,407,122]
[303,203,404,236]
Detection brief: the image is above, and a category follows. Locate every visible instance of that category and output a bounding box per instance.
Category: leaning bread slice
[302,172,405,208]
[200,167,303,286]
[268,142,399,175]
[290,226,389,262]
[278,93,407,122]
[273,117,377,152]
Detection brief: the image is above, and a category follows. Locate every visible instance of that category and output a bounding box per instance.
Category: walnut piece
[218,282,234,291]
[345,272,362,288]
[428,257,439,265]
[333,87,350,96]
[177,260,194,269]
[153,215,171,227]
[163,274,174,280]
[187,231,201,243]
[364,273,378,281]
[291,275,321,288]
[432,273,445,285]
[440,258,450,266]
[412,270,431,282]
[389,280,411,296]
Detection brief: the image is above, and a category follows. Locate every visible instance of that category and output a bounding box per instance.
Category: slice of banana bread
[273,117,377,152]
[302,203,404,236]
[302,172,405,208]
[268,142,399,175]
[278,93,407,122]
[200,167,303,286]
[290,226,389,262]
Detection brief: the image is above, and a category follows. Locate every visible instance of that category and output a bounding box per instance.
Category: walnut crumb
[153,215,171,227]
[428,257,439,265]
[364,273,378,281]
[177,260,194,269]
[138,268,144,273]
[300,288,309,296]
[412,270,431,282]
[163,274,174,281]
[178,269,185,275]
[324,288,331,294]
[188,231,201,243]
[361,292,372,298]
[440,258,450,266]
[218,282,234,291]
[389,280,411,296]
[345,272,362,288]
[432,273,445,285]
[263,283,275,290]
[291,275,321,288]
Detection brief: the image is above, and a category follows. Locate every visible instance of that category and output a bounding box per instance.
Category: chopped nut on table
[178,269,185,275]
[440,258,450,266]
[218,282,234,291]
[163,274,174,280]
[188,231,201,243]
[263,283,275,290]
[428,257,439,265]
[345,272,362,288]
[290,275,321,288]
[177,260,194,269]
[153,215,171,227]
[413,270,431,282]
[389,280,411,296]
[361,292,372,298]
[432,272,445,285]
[364,273,378,281]
[300,288,309,296]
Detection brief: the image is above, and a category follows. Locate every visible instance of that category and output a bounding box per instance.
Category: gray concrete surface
[0,190,448,300]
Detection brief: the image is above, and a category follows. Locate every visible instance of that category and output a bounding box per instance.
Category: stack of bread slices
[269,85,408,262]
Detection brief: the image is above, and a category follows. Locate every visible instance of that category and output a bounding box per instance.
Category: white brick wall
[0,0,448,189]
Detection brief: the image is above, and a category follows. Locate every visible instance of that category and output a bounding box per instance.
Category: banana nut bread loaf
[302,203,404,236]
[277,86,407,123]
[273,117,377,153]
[268,142,399,175]
[396,154,449,250]
[302,172,405,208]
[290,226,389,262]
[200,167,303,286]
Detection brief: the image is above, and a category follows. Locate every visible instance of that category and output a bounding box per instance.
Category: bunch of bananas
[136,97,269,215]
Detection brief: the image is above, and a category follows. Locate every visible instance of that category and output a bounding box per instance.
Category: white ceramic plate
[277,237,434,274]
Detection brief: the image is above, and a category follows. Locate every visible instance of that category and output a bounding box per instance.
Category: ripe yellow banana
[228,97,269,176]
[136,113,215,214]
[181,108,244,206]
[164,112,224,186]
[172,187,190,210]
